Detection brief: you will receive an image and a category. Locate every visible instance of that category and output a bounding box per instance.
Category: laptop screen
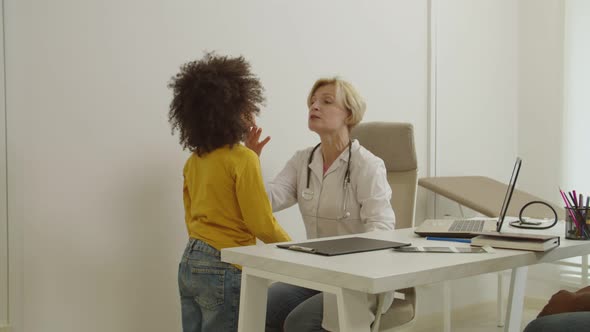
[496,157,522,232]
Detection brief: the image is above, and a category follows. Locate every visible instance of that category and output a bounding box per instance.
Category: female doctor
[246,77,396,332]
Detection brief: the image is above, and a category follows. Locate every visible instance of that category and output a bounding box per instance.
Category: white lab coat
[266,139,396,331]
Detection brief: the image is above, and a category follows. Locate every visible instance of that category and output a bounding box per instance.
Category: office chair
[351,122,418,331]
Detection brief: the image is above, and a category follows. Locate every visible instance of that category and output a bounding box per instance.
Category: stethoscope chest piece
[302,188,314,200]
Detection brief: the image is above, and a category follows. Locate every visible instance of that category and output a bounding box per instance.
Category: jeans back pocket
[191,267,225,310]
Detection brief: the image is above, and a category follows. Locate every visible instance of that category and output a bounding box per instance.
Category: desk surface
[418,176,565,220]
[221,223,590,294]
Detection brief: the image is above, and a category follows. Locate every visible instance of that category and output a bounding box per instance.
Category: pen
[560,188,588,237]
[288,245,316,253]
[426,237,471,244]
[569,191,578,208]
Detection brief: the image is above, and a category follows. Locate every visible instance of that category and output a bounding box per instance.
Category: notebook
[415,158,522,238]
[276,237,411,256]
[470,232,560,252]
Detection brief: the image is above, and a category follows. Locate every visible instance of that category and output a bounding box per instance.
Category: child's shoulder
[231,144,257,159]
[183,152,196,168]
[183,146,257,171]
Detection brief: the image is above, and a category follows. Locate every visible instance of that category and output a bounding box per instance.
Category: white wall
[0,0,8,326]
[430,0,520,223]
[4,1,429,331]
[563,0,590,193]
[435,0,518,181]
[518,0,564,206]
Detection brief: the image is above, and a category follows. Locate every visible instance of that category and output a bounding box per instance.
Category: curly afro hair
[168,52,265,155]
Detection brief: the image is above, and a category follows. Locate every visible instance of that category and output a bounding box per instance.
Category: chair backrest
[351,122,418,229]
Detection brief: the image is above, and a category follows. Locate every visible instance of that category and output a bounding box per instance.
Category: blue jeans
[265,282,327,332]
[523,312,590,332]
[178,239,242,332]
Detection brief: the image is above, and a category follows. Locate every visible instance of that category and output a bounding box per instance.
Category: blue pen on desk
[426,237,471,244]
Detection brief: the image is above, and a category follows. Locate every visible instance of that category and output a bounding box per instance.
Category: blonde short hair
[307,77,366,129]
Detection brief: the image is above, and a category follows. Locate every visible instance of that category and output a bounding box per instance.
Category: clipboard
[276,237,411,256]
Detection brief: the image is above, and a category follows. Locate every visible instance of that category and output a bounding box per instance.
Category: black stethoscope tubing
[509,200,559,230]
[305,141,352,190]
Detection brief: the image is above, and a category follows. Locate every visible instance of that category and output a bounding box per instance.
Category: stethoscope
[509,201,559,230]
[301,141,352,220]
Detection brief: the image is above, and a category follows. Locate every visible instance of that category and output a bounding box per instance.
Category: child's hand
[245,126,271,157]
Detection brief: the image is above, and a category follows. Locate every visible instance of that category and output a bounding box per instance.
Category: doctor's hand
[245,126,271,157]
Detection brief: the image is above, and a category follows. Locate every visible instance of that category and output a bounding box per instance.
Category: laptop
[415,157,522,238]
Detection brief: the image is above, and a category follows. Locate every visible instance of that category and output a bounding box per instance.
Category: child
[168,53,291,332]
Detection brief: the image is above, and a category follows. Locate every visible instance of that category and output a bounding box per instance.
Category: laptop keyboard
[448,219,485,232]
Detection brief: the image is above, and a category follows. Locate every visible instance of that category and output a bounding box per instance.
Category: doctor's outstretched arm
[265,152,301,212]
[245,125,299,212]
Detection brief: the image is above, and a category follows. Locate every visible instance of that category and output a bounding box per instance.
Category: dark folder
[277,237,411,256]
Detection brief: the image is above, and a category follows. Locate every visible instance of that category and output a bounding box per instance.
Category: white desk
[221,224,590,332]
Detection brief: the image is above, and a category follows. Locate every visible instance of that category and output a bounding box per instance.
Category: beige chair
[351,122,418,331]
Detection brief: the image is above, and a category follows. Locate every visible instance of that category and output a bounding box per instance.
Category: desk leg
[504,266,528,332]
[442,281,451,332]
[370,293,386,332]
[497,272,504,327]
[237,269,269,332]
[582,255,588,286]
[337,288,371,332]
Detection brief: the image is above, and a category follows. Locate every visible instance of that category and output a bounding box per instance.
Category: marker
[426,237,471,244]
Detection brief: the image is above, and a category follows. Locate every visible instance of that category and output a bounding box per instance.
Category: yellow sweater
[183,144,291,251]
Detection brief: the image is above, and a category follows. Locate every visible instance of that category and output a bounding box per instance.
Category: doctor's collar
[307,139,360,170]
[339,139,358,162]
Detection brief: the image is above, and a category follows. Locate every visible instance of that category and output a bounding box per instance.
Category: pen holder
[565,207,590,240]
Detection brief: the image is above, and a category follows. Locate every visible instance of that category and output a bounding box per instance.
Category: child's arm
[236,153,291,243]
[182,176,191,233]
[182,160,192,234]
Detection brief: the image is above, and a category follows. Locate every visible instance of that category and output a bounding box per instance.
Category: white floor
[408,300,543,332]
